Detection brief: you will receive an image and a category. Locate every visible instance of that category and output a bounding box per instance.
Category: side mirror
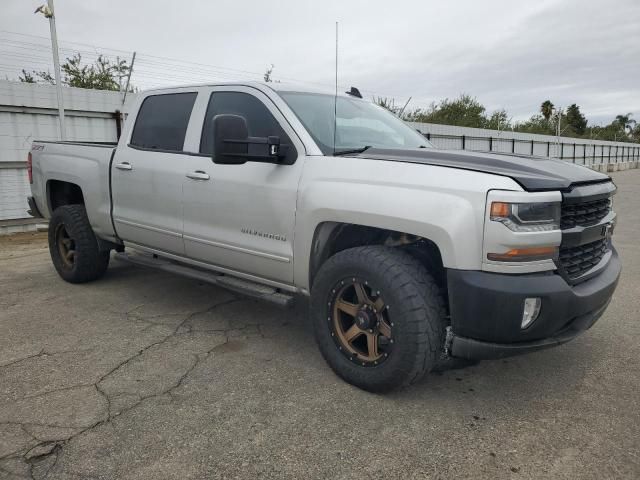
[213,114,250,165]
[212,114,288,165]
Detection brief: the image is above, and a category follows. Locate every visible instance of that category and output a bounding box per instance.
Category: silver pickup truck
[27,82,621,392]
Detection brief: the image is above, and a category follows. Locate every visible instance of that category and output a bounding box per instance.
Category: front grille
[558,183,615,282]
[560,198,611,229]
[559,238,608,279]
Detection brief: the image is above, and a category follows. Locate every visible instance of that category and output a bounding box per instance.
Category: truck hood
[354,148,610,191]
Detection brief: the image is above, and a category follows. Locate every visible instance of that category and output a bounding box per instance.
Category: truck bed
[30,140,118,241]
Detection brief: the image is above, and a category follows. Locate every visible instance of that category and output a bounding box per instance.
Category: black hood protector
[355,148,610,191]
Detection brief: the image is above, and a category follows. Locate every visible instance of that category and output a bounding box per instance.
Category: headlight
[490,201,560,232]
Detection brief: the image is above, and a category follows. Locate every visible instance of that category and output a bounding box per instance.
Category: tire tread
[311,245,447,392]
[48,204,110,283]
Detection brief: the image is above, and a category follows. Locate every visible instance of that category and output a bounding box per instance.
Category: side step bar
[114,252,295,308]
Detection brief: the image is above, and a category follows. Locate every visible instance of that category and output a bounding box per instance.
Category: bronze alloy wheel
[328,277,393,366]
[48,205,110,283]
[54,223,76,270]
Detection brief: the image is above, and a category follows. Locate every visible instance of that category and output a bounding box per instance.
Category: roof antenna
[333,21,338,156]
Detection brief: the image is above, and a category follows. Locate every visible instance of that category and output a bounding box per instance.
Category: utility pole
[48,0,66,140]
[122,51,136,106]
[555,107,562,157]
[398,97,412,119]
[36,1,66,140]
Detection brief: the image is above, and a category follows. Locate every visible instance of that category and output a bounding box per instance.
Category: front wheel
[48,204,110,283]
[310,246,447,392]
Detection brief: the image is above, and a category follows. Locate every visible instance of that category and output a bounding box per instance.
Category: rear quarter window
[130,93,197,151]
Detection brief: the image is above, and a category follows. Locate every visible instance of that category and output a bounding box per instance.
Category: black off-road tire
[311,246,447,393]
[48,204,110,283]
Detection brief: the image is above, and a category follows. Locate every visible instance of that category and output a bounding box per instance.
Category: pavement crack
[14,383,96,402]
[1,296,245,475]
[93,383,113,422]
[94,300,235,390]
[0,350,45,369]
[0,347,97,371]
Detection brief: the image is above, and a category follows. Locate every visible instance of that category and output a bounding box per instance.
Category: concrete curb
[0,218,48,235]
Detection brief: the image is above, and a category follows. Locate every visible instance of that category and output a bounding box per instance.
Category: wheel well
[309,223,447,294]
[48,180,85,213]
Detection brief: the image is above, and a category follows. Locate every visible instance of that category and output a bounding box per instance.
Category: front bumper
[447,247,621,360]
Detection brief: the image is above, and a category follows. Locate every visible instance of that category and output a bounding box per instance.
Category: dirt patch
[0,231,48,247]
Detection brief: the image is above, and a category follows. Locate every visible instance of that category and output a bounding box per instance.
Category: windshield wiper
[333,146,372,156]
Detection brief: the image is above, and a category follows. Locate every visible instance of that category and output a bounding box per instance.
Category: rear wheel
[311,246,447,392]
[48,205,110,283]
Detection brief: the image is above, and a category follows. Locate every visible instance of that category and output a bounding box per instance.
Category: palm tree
[541,100,554,121]
[615,113,636,134]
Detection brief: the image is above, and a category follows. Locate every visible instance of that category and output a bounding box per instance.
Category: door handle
[186,170,210,180]
[115,162,132,171]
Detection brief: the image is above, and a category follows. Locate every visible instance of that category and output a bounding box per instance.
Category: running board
[113,252,295,308]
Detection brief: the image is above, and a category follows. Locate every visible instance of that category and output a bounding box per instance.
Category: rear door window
[130,93,197,151]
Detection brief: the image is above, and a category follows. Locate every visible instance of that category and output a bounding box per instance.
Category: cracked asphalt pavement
[1,169,639,479]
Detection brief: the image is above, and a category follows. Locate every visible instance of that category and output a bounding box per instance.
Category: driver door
[181,87,305,285]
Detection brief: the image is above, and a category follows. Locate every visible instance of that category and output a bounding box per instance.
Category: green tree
[20,53,132,91]
[540,100,554,120]
[615,113,636,135]
[373,96,399,115]
[410,94,486,128]
[484,109,511,130]
[565,104,587,135]
[514,114,555,136]
[18,69,35,83]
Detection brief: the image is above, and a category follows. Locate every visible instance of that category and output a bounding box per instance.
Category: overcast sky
[1,0,638,124]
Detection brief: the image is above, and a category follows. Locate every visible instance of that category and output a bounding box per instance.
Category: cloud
[1,0,637,125]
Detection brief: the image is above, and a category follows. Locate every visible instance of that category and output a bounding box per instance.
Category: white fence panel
[0,80,137,221]
[0,168,30,220]
[411,121,640,166]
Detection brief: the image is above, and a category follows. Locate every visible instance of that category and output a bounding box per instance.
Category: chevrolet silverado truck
[27,82,621,392]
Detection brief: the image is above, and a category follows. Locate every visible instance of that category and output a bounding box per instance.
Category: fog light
[521,297,541,329]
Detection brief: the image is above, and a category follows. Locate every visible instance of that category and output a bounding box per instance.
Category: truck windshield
[278,92,433,155]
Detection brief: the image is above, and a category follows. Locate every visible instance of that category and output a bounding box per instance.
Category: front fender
[293,156,523,291]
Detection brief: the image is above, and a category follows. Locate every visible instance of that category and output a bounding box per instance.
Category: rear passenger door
[111,91,197,255]
[182,87,305,285]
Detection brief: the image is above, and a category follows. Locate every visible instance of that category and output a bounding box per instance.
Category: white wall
[0,80,136,221]
[0,168,31,220]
